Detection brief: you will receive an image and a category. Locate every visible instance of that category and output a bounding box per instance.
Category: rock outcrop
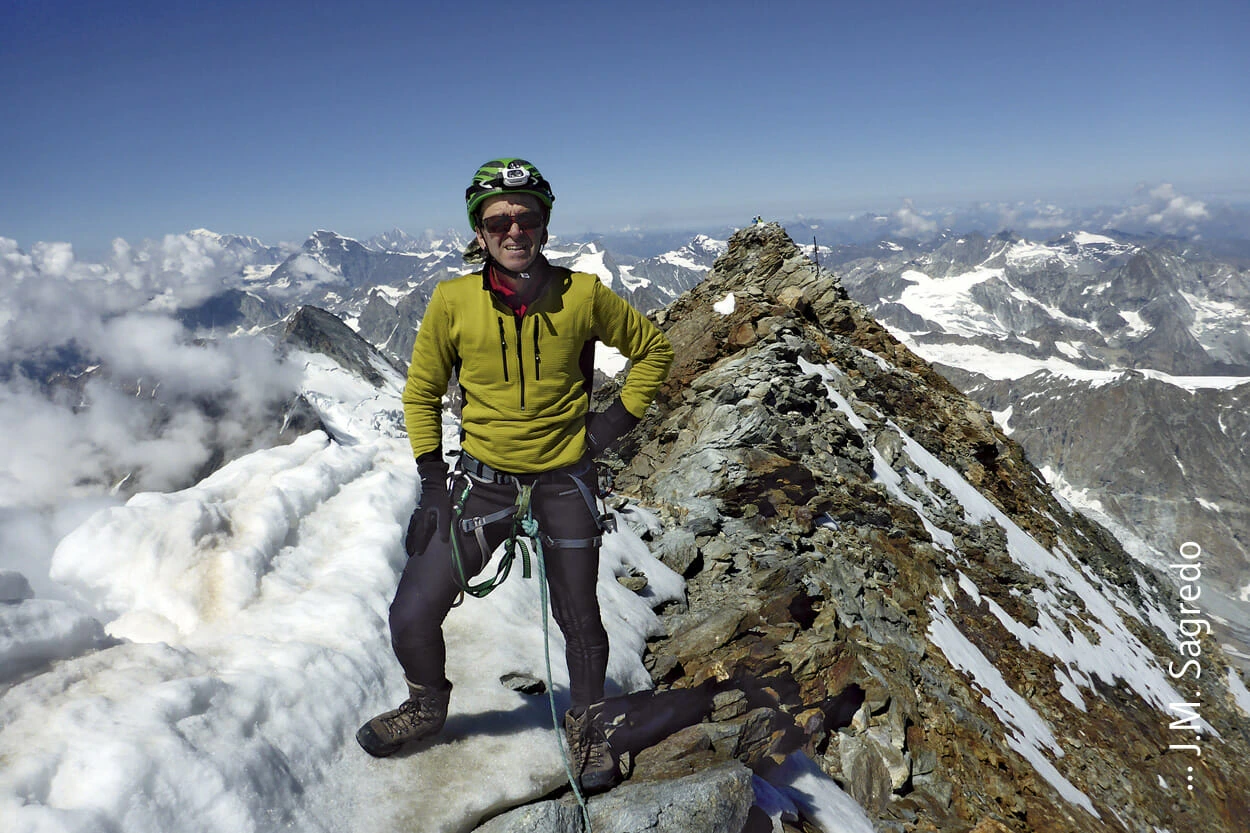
[482,224,1250,832]
[281,305,405,388]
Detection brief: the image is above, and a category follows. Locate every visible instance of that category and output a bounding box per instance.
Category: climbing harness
[448,474,534,602]
[447,452,614,604]
[444,451,615,831]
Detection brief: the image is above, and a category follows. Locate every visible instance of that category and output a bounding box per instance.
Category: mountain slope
[594,223,1250,832]
[831,230,1250,663]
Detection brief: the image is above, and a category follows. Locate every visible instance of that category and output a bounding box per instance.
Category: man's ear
[475,227,486,250]
[541,229,549,247]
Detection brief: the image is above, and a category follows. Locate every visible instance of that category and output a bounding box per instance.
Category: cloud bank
[1,232,301,508]
[1107,183,1210,234]
[838,183,1241,243]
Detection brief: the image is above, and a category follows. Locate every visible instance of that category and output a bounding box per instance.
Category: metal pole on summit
[813,235,821,275]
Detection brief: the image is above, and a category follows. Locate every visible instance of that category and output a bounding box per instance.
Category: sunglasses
[480,212,544,235]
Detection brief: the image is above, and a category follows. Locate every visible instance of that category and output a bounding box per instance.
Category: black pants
[388,460,609,710]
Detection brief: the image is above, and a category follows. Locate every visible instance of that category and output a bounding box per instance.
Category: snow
[566,247,609,285]
[1180,290,1250,363]
[616,263,653,293]
[369,284,407,304]
[765,753,875,833]
[1071,232,1122,247]
[1118,309,1152,337]
[892,335,1250,392]
[689,234,727,256]
[713,292,736,315]
[0,344,867,832]
[1006,240,1075,268]
[928,600,1099,817]
[0,590,110,685]
[992,405,1014,433]
[894,427,1200,718]
[898,267,1010,339]
[1129,371,1250,392]
[856,347,893,374]
[1180,291,1248,333]
[957,572,982,604]
[798,351,1222,816]
[1229,668,1250,716]
[656,251,711,272]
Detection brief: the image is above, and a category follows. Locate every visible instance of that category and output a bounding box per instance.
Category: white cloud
[0,343,298,509]
[893,199,938,237]
[0,233,303,510]
[1025,203,1074,231]
[91,314,235,395]
[1145,183,1208,229]
[1107,182,1209,234]
[31,242,76,277]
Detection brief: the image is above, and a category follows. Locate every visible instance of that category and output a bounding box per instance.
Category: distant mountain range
[176,228,722,365]
[7,220,1249,663]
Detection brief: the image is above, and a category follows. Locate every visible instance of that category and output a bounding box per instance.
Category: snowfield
[0,343,872,832]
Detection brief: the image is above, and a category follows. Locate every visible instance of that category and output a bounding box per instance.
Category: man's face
[475,194,546,274]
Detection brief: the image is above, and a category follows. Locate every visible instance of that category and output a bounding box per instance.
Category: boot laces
[571,714,611,768]
[381,696,436,737]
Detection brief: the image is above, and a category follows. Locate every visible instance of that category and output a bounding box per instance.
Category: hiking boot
[356,679,451,757]
[564,702,623,793]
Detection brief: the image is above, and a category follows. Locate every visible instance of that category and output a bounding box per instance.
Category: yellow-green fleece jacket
[403,267,674,473]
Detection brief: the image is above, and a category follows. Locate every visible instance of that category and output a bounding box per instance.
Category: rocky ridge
[477,224,1250,832]
[829,229,1250,668]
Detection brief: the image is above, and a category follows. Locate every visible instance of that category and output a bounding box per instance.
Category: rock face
[828,230,1250,659]
[485,224,1250,832]
[175,288,285,334]
[476,763,756,833]
[281,305,405,388]
[957,369,1250,600]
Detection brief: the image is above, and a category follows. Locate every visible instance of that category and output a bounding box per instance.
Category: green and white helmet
[465,158,555,228]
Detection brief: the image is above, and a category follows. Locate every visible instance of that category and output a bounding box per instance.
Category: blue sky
[3,0,1248,254]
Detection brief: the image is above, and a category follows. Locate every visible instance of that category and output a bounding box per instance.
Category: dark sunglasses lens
[483,213,542,234]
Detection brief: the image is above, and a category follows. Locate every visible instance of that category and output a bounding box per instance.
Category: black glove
[405,453,451,557]
[586,398,641,458]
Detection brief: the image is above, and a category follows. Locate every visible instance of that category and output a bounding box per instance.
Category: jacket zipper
[514,316,527,410]
[497,318,510,382]
[532,321,542,381]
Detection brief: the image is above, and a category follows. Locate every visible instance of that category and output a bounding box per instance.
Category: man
[356,159,674,793]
